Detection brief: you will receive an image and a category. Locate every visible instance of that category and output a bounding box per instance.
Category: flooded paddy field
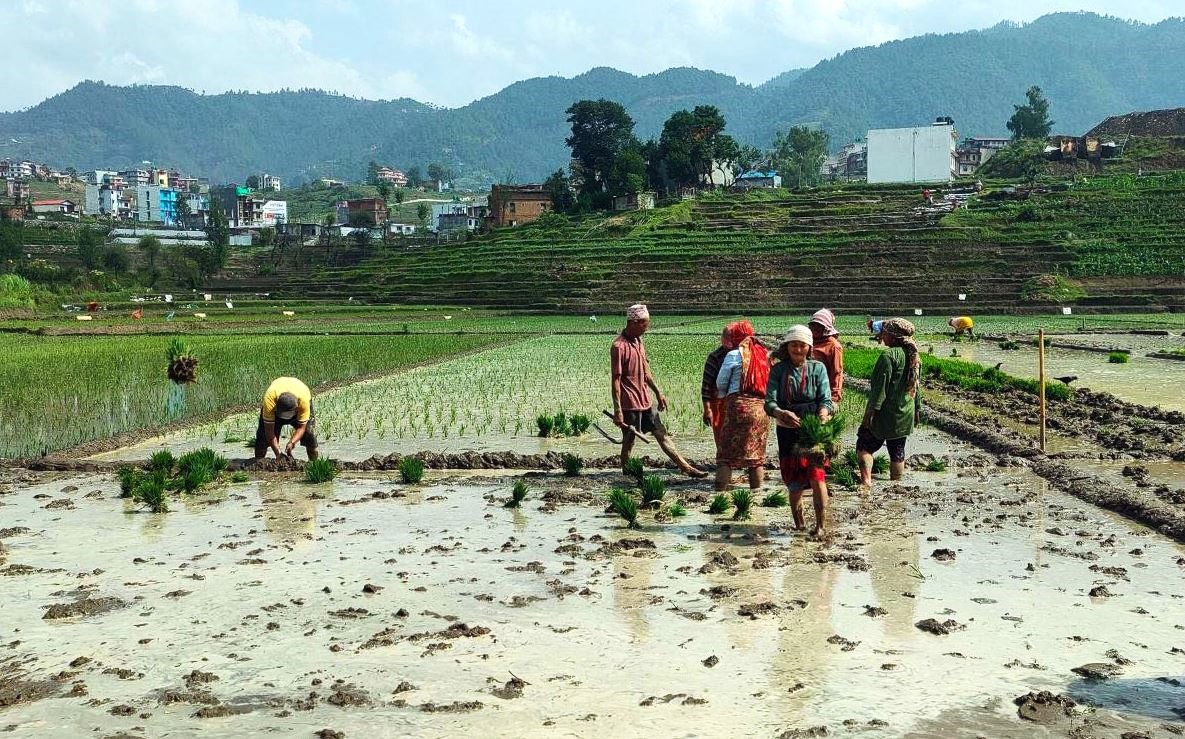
[3,450,1185,738]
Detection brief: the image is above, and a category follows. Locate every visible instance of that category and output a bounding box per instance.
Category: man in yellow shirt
[948,316,975,339]
[254,377,320,460]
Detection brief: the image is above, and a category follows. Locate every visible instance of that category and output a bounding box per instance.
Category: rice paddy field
[3,306,1185,738]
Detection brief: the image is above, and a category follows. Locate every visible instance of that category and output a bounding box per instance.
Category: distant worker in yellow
[948,316,975,340]
[255,377,320,460]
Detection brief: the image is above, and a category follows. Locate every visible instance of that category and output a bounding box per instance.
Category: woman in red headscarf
[713,320,771,492]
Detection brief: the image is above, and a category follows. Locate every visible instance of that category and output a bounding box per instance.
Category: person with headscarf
[713,320,771,492]
[764,325,835,538]
[809,308,844,406]
[701,326,733,456]
[611,304,706,478]
[948,315,975,340]
[858,318,922,486]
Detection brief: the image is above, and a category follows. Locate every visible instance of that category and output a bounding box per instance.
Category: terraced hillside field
[222,174,1185,313]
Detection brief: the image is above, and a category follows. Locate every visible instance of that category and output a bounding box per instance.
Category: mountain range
[2,12,1184,187]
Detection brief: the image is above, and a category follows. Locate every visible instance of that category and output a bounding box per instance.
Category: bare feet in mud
[808,528,827,542]
[682,466,708,479]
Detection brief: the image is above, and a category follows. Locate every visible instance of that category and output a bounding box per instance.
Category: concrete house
[866,119,958,184]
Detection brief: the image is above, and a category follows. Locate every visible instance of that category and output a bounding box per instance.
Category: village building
[487,184,550,227]
[375,167,408,187]
[866,118,958,184]
[734,171,783,190]
[335,198,388,227]
[31,199,77,216]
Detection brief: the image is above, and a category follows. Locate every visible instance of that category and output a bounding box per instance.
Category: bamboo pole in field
[1038,328,1047,453]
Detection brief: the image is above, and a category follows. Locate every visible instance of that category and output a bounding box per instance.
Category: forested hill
[2,12,1183,187]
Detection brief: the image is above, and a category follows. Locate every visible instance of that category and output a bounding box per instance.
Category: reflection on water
[1068,676,1185,722]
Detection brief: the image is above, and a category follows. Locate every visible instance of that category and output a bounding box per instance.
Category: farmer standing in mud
[857,319,921,487]
[255,377,320,461]
[611,304,707,478]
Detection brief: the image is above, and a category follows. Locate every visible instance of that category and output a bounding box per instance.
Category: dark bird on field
[1054,375,1078,385]
[993,362,1004,370]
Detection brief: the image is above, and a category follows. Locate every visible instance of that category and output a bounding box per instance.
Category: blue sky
[3,0,1180,112]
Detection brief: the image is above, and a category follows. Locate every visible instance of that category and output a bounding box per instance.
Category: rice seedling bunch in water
[149,450,175,473]
[178,448,227,475]
[831,465,859,490]
[561,453,583,477]
[1108,351,1129,364]
[708,493,731,514]
[795,415,845,463]
[117,465,138,498]
[640,475,666,507]
[762,490,789,507]
[399,456,425,484]
[175,460,214,493]
[925,459,948,472]
[132,471,169,513]
[536,414,554,437]
[569,414,591,435]
[230,471,250,483]
[872,454,889,474]
[165,337,200,384]
[552,413,571,437]
[842,449,859,469]
[624,457,644,481]
[607,487,640,529]
[505,480,528,508]
[731,489,753,520]
[667,500,687,517]
[305,457,337,483]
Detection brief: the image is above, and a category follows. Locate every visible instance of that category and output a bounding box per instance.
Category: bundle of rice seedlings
[707,493,731,515]
[924,459,948,472]
[667,500,687,517]
[505,480,528,508]
[761,491,789,508]
[624,457,644,481]
[535,414,555,437]
[569,414,591,435]
[132,471,169,513]
[305,457,337,483]
[872,454,889,474]
[731,489,754,521]
[116,465,138,498]
[551,413,572,437]
[607,487,640,529]
[1108,351,1129,364]
[149,450,175,473]
[561,453,583,477]
[640,475,666,507]
[794,415,845,464]
[230,471,250,483]
[178,448,227,475]
[399,456,425,484]
[830,465,859,490]
[165,337,199,384]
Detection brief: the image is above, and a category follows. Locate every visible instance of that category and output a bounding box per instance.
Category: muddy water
[2,462,1184,737]
[934,339,1185,413]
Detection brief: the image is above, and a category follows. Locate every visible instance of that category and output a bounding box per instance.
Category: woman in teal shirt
[857,318,922,486]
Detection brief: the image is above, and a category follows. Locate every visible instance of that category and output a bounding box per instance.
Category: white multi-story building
[866,120,958,184]
[258,174,281,191]
[258,199,288,225]
[120,169,150,186]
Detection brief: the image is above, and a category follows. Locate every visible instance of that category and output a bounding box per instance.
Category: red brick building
[487,184,551,227]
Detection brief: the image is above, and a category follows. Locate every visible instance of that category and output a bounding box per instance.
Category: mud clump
[0,672,58,708]
[42,596,127,620]
[315,731,345,739]
[1015,691,1077,723]
[776,727,830,738]
[326,683,372,707]
[1088,585,1111,598]
[738,602,780,619]
[811,551,869,572]
[418,700,483,713]
[193,703,252,718]
[702,655,719,668]
[1072,662,1123,681]
[931,548,956,561]
[491,675,528,700]
[915,618,965,636]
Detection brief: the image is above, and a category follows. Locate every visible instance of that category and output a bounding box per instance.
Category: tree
[770,126,829,189]
[542,169,576,213]
[0,223,21,262]
[652,105,738,190]
[392,189,405,205]
[1007,86,1053,140]
[102,244,129,274]
[565,99,638,201]
[204,200,230,275]
[245,175,260,190]
[607,142,647,197]
[427,163,445,183]
[376,181,392,203]
[137,235,162,273]
[733,144,765,178]
[406,166,423,188]
[77,227,104,270]
[174,195,192,223]
[416,202,430,228]
[366,160,381,185]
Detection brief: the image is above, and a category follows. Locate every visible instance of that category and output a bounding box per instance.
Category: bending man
[255,377,320,460]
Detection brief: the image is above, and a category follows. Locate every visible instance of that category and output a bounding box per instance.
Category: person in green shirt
[857,318,922,486]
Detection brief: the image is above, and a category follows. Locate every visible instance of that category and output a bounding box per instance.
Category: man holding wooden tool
[610,304,707,478]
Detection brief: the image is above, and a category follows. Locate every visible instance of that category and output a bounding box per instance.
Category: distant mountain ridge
[1,12,1183,187]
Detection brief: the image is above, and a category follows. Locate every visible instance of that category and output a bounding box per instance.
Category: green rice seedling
[624,457,644,481]
[117,465,138,498]
[607,487,640,529]
[842,449,859,469]
[230,471,250,483]
[569,414,591,435]
[1108,351,1129,364]
[505,480,528,508]
[176,461,214,493]
[399,456,425,484]
[707,493,731,515]
[561,453,583,477]
[132,471,169,513]
[149,449,175,473]
[762,490,789,508]
[177,448,227,476]
[640,475,666,507]
[165,337,199,384]
[872,454,890,474]
[998,340,1021,351]
[552,412,571,437]
[830,464,859,490]
[536,414,554,437]
[924,459,948,472]
[667,500,687,517]
[731,489,754,521]
[305,457,337,483]
[796,415,846,460]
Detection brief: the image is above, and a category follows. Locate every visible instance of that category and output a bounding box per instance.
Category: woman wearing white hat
[764,325,835,538]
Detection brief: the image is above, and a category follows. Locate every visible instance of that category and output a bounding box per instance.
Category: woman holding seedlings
[857,318,922,486]
[714,321,771,492]
[764,325,835,538]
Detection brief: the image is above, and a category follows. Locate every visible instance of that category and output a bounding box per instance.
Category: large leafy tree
[770,126,829,189]
[565,99,638,201]
[1007,86,1053,140]
[542,169,576,213]
[204,200,230,275]
[652,105,739,190]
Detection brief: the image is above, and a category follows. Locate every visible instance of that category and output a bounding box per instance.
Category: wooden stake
[1038,328,1047,453]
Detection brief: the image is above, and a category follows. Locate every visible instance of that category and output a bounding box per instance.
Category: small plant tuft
[149,450,175,472]
[505,479,528,508]
[762,490,789,508]
[707,493,731,515]
[924,459,948,472]
[399,456,425,484]
[132,471,169,513]
[831,464,859,490]
[230,471,250,483]
[731,489,754,521]
[305,457,337,483]
[640,475,666,507]
[624,457,644,481]
[872,454,890,474]
[535,414,555,437]
[561,453,584,477]
[117,465,138,498]
[607,487,640,528]
[667,500,687,517]
[1108,351,1129,364]
[569,414,591,435]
